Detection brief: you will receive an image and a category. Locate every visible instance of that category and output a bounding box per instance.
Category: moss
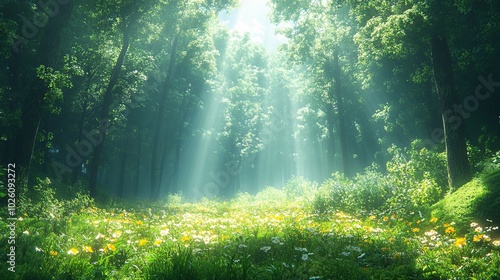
[431,169,500,233]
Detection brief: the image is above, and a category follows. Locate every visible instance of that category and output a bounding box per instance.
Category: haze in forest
[0,0,499,201]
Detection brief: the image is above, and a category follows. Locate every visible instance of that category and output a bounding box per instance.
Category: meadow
[1,180,500,279]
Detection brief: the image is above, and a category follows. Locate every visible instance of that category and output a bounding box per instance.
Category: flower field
[1,185,500,279]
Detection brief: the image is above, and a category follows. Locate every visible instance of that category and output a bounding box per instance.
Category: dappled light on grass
[2,182,500,279]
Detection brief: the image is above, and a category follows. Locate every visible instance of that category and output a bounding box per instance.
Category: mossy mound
[431,169,500,233]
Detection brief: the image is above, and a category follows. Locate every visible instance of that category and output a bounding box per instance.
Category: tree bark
[430,34,471,190]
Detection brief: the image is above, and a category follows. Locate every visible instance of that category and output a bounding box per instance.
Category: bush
[314,142,445,215]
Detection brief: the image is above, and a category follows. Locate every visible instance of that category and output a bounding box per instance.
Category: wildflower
[154,239,163,246]
[470,222,478,228]
[454,237,466,248]
[493,240,500,246]
[67,248,79,255]
[412,228,420,233]
[445,227,455,234]
[106,244,116,251]
[388,237,395,242]
[369,215,376,220]
[383,216,389,221]
[483,235,491,241]
[23,230,30,235]
[301,253,309,261]
[95,233,105,240]
[160,228,169,236]
[443,223,451,227]
[474,227,483,232]
[425,230,438,236]
[430,217,438,223]
[138,239,148,247]
[35,246,43,252]
[341,251,350,257]
[82,246,93,253]
[271,236,281,244]
[203,236,210,244]
[112,230,122,238]
[260,246,271,253]
[181,236,191,243]
[49,251,58,256]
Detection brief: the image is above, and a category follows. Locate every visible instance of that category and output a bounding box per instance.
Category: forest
[1,0,500,279]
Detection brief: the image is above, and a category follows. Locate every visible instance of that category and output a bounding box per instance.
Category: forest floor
[1,183,500,280]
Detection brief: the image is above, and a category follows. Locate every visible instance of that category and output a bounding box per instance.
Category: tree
[343,0,472,189]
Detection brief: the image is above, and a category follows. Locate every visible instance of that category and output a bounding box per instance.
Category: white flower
[260,246,271,253]
[294,247,308,252]
[271,236,281,244]
[95,233,105,240]
[301,254,309,261]
[341,251,350,257]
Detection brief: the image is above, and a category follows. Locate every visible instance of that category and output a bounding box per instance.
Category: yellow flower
[445,227,455,234]
[389,237,395,242]
[82,246,94,253]
[369,215,376,220]
[430,217,438,223]
[443,223,451,227]
[49,250,58,256]
[107,244,116,251]
[391,214,396,219]
[154,239,163,246]
[473,234,484,242]
[136,220,144,225]
[138,239,148,247]
[181,236,191,243]
[67,248,79,255]
[416,220,421,224]
[412,228,420,233]
[454,237,466,248]
[383,216,389,221]
[112,230,122,238]
[493,240,500,246]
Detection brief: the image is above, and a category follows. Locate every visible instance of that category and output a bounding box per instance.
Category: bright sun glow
[219,0,287,51]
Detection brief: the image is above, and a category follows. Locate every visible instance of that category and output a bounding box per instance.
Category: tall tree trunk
[88,31,131,197]
[134,129,142,197]
[118,147,128,197]
[430,34,471,190]
[12,1,74,182]
[331,51,350,178]
[151,36,178,200]
[170,138,182,193]
[326,104,336,174]
[71,95,89,185]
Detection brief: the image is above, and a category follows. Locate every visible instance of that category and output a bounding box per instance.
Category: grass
[1,182,500,280]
